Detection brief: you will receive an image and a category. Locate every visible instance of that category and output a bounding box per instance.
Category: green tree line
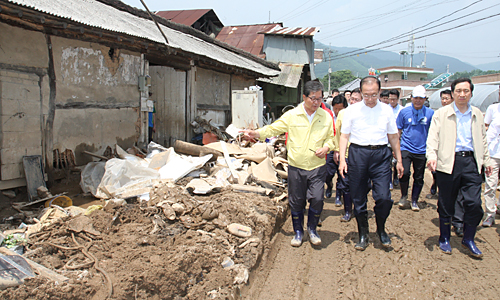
[320,69,358,93]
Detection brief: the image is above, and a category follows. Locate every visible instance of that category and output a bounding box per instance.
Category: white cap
[412,85,426,98]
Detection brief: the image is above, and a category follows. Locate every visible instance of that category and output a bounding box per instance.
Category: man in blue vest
[396,86,434,211]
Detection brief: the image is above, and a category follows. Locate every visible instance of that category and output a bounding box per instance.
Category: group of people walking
[242,76,498,259]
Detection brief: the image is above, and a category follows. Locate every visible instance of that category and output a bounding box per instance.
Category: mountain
[476,61,500,71]
[314,42,477,79]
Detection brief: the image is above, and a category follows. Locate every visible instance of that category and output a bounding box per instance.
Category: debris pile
[0,127,291,299]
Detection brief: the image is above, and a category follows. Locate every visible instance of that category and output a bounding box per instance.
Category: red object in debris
[203,132,219,145]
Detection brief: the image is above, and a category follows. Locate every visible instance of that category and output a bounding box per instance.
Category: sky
[121,0,500,67]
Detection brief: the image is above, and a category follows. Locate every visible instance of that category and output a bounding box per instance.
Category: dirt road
[245,170,500,299]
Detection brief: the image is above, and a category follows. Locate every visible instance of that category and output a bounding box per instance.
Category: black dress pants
[400,150,426,185]
[436,155,483,227]
[288,165,327,213]
[348,144,393,219]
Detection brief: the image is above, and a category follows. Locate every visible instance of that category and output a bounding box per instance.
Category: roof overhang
[258,63,303,88]
[1,0,280,77]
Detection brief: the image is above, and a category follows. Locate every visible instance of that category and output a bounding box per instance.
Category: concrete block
[1,115,41,132]
[1,76,24,85]
[1,147,42,164]
[23,83,41,102]
[18,100,41,117]
[1,99,21,115]
[1,162,24,181]
[1,131,42,149]
[1,81,25,100]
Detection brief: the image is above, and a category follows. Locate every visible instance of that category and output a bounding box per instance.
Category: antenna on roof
[140,0,169,44]
[269,11,271,23]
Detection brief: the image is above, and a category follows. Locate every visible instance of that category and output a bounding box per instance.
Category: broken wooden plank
[231,184,274,196]
[83,151,109,161]
[220,141,239,184]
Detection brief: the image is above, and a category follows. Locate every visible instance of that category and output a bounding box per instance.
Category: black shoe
[393,178,399,188]
[325,184,333,199]
[355,214,369,250]
[376,216,391,247]
[453,226,464,237]
[430,184,437,195]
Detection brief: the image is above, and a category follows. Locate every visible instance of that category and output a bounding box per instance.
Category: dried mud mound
[0,184,287,300]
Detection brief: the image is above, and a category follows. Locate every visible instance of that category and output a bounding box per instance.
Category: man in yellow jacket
[427,77,492,258]
[242,81,335,247]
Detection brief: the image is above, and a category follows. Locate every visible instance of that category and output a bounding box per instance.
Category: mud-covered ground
[245,170,500,299]
[0,179,287,300]
[2,170,500,299]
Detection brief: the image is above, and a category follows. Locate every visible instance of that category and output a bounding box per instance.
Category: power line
[281,0,332,23]
[319,0,455,40]
[325,0,487,60]
[325,12,500,61]
[332,13,500,60]
[275,0,314,21]
[324,0,500,58]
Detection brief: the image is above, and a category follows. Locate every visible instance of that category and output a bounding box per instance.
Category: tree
[449,69,500,81]
[320,69,357,92]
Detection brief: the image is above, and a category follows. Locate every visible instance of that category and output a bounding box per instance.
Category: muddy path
[245,170,500,299]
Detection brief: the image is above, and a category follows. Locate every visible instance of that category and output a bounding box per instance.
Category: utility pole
[328,43,332,93]
[417,40,427,67]
[408,34,415,68]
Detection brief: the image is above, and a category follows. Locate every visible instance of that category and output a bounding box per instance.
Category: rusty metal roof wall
[5,0,279,76]
[258,63,303,88]
[155,9,211,26]
[216,24,281,58]
[261,26,319,36]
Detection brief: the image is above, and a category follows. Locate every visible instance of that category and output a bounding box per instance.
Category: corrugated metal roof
[216,24,281,58]
[258,63,303,88]
[5,0,279,77]
[155,9,211,26]
[338,78,361,91]
[260,26,319,36]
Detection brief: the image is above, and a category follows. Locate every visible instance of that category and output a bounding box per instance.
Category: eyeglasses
[307,96,323,102]
[362,94,379,99]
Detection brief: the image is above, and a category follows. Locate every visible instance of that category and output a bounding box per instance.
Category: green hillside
[314,42,477,79]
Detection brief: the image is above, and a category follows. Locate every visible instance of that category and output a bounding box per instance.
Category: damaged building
[0,0,279,189]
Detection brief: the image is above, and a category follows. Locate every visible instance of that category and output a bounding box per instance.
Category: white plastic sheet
[96,158,160,199]
[80,162,106,197]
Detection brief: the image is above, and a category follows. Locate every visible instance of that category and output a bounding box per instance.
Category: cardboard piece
[251,157,279,183]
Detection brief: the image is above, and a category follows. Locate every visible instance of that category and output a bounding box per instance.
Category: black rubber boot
[335,190,342,207]
[411,183,423,211]
[393,165,399,187]
[376,216,391,247]
[290,210,304,247]
[439,217,452,254]
[341,193,353,222]
[355,213,369,250]
[462,223,483,258]
[307,208,322,246]
[398,181,410,209]
[325,183,333,199]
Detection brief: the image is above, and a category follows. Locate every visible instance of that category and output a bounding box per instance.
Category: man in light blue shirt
[426,78,492,258]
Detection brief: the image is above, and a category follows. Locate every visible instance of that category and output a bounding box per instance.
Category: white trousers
[483,157,500,218]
